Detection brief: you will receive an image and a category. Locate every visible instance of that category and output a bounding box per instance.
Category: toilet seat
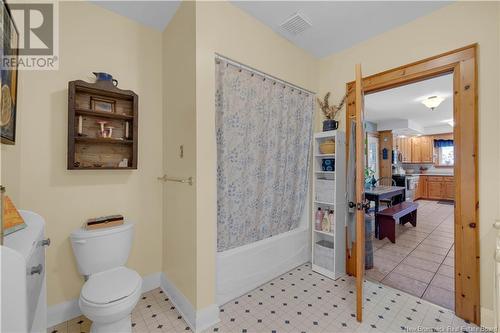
[82,266,141,305]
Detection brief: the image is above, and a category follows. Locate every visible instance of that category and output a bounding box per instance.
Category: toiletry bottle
[322,211,329,232]
[315,208,323,231]
[327,210,334,233]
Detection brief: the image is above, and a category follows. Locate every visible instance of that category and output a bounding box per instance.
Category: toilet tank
[70,222,134,276]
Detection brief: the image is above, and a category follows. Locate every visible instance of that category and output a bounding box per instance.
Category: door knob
[30,264,43,275]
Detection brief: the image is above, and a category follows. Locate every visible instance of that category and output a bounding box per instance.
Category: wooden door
[411,137,422,163]
[378,131,392,184]
[420,136,433,163]
[354,64,365,322]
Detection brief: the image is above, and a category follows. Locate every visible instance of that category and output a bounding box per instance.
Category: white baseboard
[160,272,220,333]
[47,298,80,328]
[47,271,162,328]
[142,272,162,293]
[481,306,496,331]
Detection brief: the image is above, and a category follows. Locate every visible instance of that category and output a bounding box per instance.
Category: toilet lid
[82,267,141,304]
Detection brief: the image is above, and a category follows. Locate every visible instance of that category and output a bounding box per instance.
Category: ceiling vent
[280,12,312,35]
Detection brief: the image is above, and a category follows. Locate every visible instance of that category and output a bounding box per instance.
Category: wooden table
[365,186,406,214]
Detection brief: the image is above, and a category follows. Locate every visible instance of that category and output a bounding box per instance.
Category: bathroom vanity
[1,210,48,333]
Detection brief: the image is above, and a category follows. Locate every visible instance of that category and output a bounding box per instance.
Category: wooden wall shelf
[68,80,138,170]
[74,137,134,145]
[75,108,134,120]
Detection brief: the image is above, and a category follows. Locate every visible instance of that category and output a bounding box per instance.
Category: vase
[323,119,338,131]
[93,72,118,86]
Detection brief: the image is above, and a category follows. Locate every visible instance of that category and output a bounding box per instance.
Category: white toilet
[70,222,142,333]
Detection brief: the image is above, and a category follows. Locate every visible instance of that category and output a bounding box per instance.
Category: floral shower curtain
[216,59,314,252]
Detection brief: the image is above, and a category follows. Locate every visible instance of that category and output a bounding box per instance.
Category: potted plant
[317,92,346,131]
[364,167,376,189]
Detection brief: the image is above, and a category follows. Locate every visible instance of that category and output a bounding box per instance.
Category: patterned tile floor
[366,200,455,310]
[49,263,480,333]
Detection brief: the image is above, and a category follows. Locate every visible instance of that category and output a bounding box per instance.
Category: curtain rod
[215,53,316,95]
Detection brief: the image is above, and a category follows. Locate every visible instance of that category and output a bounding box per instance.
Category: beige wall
[194,1,319,309]
[162,1,197,306]
[3,0,498,321]
[1,143,21,203]
[318,2,500,325]
[3,2,164,306]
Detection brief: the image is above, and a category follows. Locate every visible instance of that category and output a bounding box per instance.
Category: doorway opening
[364,73,455,310]
[345,45,479,325]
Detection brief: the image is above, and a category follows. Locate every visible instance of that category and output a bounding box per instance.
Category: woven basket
[319,140,335,154]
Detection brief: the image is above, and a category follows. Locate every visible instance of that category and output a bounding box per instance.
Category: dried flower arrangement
[316,92,347,120]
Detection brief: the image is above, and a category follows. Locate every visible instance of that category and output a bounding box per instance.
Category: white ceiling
[90,1,449,58]
[90,1,181,31]
[365,73,454,135]
[231,1,450,58]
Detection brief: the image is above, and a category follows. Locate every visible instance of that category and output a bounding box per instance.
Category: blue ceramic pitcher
[93,72,118,86]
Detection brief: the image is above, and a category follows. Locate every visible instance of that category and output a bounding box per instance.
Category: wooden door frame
[345,44,480,324]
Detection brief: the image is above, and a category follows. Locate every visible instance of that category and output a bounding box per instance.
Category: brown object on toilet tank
[85,214,124,230]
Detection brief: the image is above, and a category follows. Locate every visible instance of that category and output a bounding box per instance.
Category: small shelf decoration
[316,92,346,132]
[67,76,138,169]
[311,130,346,280]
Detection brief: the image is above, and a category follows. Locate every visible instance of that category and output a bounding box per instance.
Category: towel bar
[157,175,193,186]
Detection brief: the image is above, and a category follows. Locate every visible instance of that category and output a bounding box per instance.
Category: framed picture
[91,97,116,113]
[1,0,19,145]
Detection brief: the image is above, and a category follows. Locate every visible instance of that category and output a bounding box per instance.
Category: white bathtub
[216,226,310,305]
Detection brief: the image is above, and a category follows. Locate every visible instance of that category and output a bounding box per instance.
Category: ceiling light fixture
[421,95,445,110]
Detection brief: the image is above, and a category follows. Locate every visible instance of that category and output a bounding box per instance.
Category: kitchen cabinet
[411,136,433,163]
[414,178,421,199]
[395,134,446,164]
[411,137,421,163]
[419,136,433,163]
[427,177,443,199]
[397,137,412,163]
[443,178,455,200]
[417,176,428,199]
[416,176,454,201]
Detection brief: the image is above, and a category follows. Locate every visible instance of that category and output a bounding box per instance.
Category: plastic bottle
[327,210,334,233]
[322,211,329,232]
[315,207,324,231]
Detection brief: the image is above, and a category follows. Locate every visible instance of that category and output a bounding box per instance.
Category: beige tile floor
[365,200,455,310]
[48,263,479,333]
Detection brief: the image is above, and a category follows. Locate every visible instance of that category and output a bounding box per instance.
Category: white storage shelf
[311,130,346,280]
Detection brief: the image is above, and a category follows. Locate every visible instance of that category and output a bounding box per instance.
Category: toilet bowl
[79,266,142,333]
[70,222,141,333]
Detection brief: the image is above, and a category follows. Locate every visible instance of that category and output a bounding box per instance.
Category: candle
[97,121,107,137]
[125,122,129,139]
[78,116,83,135]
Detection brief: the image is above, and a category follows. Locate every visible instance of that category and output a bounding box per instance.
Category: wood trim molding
[345,44,480,325]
